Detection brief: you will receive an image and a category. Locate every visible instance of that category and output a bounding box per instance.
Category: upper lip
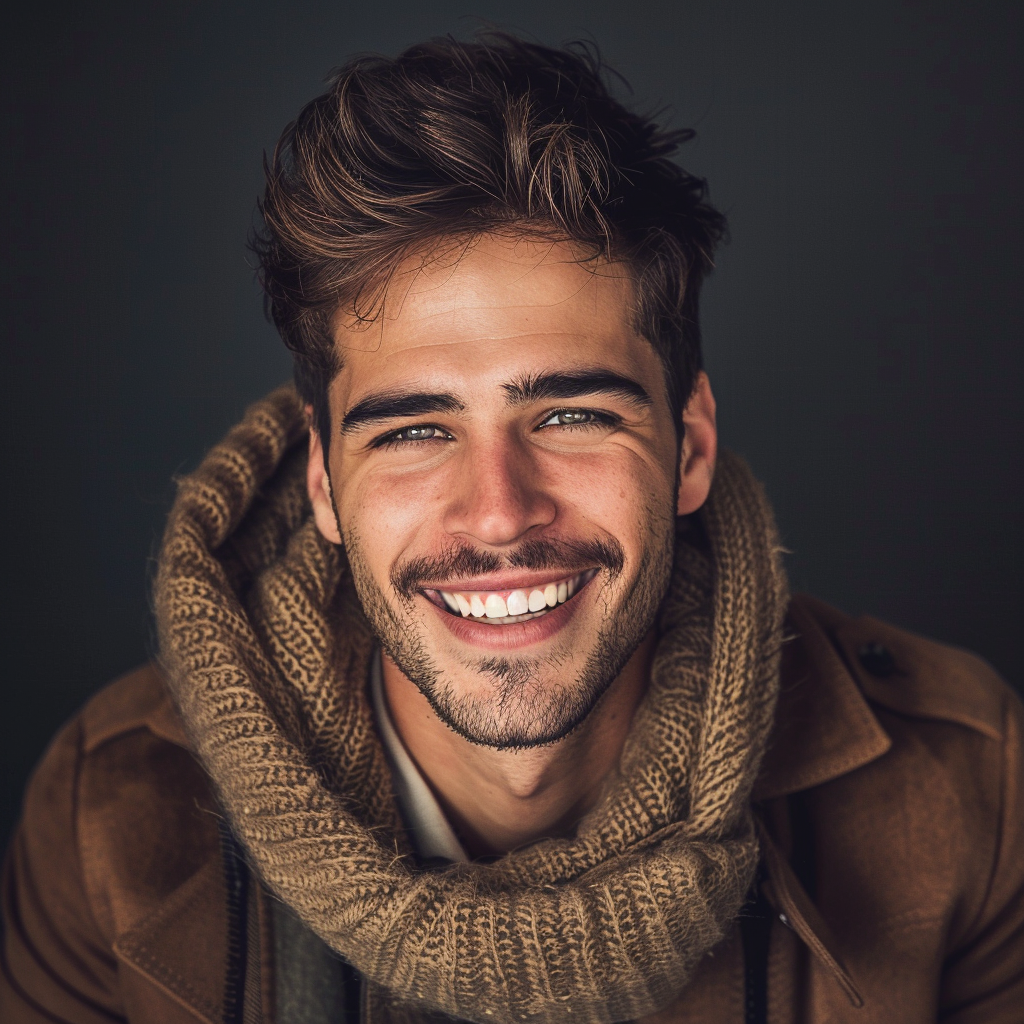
[418,569,592,593]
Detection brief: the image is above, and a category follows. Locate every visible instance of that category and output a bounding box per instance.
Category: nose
[442,435,557,548]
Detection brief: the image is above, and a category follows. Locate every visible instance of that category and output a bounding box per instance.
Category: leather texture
[2,594,1023,1023]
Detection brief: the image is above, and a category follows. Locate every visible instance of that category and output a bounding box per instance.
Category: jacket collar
[114,859,229,1024]
[751,592,892,1011]
[83,667,231,1023]
[754,593,892,800]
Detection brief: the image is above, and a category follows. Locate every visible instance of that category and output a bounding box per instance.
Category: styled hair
[253,33,726,451]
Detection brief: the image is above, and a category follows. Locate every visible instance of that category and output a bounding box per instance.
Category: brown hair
[253,33,726,451]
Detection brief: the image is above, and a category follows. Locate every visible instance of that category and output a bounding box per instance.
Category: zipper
[342,957,365,1023]
[219,818,250,1024]
[740,880,772,1024]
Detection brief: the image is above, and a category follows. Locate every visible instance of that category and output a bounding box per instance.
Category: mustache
[391,536,625,597]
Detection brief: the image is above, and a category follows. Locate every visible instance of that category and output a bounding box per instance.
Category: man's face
[312,234,691,749]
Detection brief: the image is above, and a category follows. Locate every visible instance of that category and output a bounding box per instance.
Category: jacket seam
[72,716,117,955]
[863,696,1003,742]
[82,722,152,757]
[116,952,217,1023]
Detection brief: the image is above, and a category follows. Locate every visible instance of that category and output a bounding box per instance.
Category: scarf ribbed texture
[155,385,787,1024]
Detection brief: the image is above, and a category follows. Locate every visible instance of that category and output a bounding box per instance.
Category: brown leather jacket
[3,595,1023,1023]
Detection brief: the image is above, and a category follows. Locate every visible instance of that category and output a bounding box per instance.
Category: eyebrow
[340,390,465,433]
[501,369,653,409]
[341,367,652,435]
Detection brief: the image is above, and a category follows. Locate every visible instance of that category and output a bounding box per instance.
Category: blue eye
[398,425,444,441]
[554,410,594,425]
[376,424,452,448]
[539,409,616,429]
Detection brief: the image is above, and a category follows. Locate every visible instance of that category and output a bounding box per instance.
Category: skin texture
[307,234,717,855]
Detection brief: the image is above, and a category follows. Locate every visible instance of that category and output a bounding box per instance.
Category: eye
[376,424,453,448]
[398,425,445,441]
[538,408,617,429]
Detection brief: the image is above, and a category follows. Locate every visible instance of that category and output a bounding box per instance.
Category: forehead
[331,234,658,403]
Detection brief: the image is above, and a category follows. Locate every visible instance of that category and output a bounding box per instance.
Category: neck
[381,632,655,858]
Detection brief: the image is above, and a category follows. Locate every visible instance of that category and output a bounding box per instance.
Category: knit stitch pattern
[155,386,788,1024]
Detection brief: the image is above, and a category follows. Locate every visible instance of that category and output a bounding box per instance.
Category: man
[2,34,1022,1024]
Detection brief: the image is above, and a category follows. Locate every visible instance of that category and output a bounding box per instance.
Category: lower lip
[427,586,588,651]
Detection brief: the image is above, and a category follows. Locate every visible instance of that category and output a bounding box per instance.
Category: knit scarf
[155,386,787,1024]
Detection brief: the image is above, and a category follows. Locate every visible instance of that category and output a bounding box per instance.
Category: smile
[424,569,598,625]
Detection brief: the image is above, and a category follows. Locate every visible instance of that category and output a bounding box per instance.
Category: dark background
[2,0,1021,849]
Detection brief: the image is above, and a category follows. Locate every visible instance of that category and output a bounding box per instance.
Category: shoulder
[23,661,195,832]
[791,592,1019,743]
[78,661,191,752]
[4,671,231,1017]
[785,597,1024,984]
[16,664,219,940]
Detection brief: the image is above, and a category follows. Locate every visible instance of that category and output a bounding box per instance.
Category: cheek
[546,450,675,546]
[337,467,446,569]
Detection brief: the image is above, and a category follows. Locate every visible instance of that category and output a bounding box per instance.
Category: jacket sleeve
[939,685,1024,1022]
[1,716,125,1023]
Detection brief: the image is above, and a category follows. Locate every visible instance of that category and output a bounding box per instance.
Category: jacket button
[858,641,897,678]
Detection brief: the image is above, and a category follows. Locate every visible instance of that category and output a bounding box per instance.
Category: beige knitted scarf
[155,386,787,1024]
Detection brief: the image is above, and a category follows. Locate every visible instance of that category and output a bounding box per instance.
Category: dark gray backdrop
[2,0,1021,849]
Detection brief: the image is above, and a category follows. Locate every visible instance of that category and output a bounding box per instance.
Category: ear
[676,372,718,516]
[306,410,343,545]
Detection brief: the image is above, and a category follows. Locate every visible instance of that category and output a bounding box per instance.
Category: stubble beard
[340,509,676,751]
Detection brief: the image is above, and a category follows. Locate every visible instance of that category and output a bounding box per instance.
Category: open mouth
[423,568,599,626]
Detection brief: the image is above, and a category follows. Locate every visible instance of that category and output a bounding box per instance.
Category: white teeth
[438,572,590,622]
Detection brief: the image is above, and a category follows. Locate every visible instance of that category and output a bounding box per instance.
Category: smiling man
[3,34,1023,1024]
[309,236,713,858]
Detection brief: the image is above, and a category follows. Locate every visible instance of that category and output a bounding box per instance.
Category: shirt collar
[369,650,469,864]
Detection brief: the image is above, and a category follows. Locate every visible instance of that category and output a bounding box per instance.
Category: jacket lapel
[755,594,891,800]
[113,857,228,1024]
[94,683,231,1024]
[752,593,896,1014]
